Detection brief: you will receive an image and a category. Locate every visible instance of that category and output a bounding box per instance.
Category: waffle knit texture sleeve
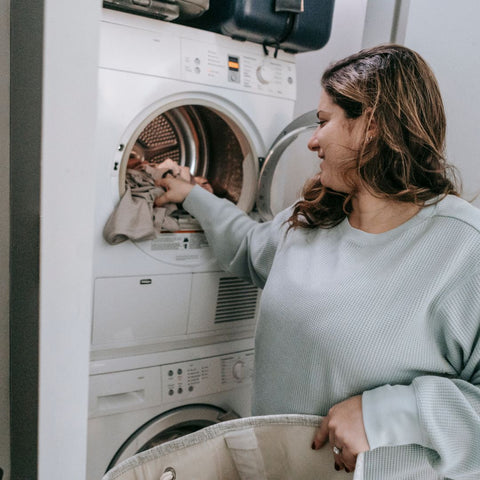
[363,271,480,478]
[183,185,288,288]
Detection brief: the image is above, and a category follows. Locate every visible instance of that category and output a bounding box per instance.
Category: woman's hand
[155,174,195,207]
[312,395,370,472]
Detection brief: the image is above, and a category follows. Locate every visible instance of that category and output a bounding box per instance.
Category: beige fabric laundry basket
[102,414,363,480]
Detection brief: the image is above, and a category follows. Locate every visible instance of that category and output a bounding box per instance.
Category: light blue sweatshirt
[183,186,480,479]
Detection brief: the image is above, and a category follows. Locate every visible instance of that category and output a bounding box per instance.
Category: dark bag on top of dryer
[103,0,210,22]
[175,0,335,54]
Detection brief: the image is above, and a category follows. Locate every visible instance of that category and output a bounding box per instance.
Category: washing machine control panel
[162,350,254,402]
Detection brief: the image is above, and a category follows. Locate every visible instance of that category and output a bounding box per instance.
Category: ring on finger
[332,446,342,455]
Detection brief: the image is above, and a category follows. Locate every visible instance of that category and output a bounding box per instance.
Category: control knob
[232,360,246,381]
[256,64,274,85]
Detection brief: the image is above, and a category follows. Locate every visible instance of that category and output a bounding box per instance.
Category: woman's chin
[318,171,334,188]
[319,175,351,194]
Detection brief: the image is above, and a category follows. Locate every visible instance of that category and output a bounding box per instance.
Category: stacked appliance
[88,2,331,478]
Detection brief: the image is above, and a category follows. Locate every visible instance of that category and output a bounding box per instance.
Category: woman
[156,45,480,479]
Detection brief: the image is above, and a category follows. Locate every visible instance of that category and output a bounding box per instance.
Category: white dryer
[91,10,307,359]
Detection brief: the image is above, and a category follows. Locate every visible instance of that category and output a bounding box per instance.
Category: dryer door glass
[256,110,319,221]
[121,104,255,208]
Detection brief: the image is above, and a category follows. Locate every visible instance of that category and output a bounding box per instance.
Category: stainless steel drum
[120,105,249,206]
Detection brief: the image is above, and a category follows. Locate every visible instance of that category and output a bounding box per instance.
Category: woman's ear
[365,108,378,140]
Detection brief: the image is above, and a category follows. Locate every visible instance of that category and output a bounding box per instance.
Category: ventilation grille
[214,277,259,324]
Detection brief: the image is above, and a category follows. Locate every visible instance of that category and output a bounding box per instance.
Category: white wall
[37,1,100,478]
[295,0,369,116]
[401,0,480,206]
[0,0,10,476]
[9,0,99,478]
[362,0,397,47]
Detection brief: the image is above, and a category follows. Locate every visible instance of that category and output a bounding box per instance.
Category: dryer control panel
[181,38,296,99]
[162,350,254,402]
[100,11,296,100]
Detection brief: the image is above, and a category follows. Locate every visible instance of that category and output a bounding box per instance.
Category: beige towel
[103,165,180,245]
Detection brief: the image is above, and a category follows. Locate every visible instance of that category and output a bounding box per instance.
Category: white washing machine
[88,9,320,480]
[87,339,255,480]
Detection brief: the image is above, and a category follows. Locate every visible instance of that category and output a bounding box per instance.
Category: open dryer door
[256,110,319,221]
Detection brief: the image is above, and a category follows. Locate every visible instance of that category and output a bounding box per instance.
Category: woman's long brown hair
[288,44,460,230]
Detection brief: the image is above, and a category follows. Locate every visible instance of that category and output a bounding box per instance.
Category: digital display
[228,56,240,72]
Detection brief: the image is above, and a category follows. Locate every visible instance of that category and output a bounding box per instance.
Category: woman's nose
[308,133,319,151]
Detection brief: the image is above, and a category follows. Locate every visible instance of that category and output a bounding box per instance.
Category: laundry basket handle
[160,467,176,480]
